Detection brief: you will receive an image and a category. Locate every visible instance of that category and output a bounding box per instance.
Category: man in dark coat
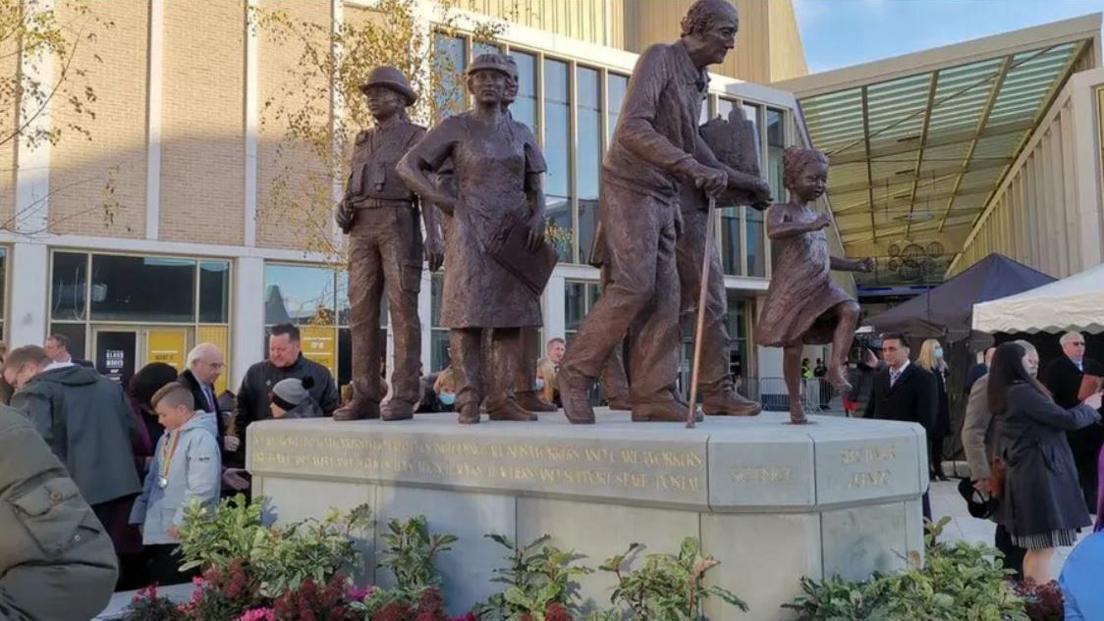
[866,333,936,519]
[5,345,142,561]
[180,343,249,494]
[1043,331,1104,512]
[964,346,995,397]
[229,323,339,468]
[0,404,118,621]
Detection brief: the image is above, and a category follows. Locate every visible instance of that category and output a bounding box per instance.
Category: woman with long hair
[990,342,1102,583]
[918,339,951,481]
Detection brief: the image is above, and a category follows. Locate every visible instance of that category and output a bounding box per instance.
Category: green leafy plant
[377,515,459,593]
[784,517,1027,621]
[178,494,266,574]
[474,534,593,621]
[354,515,457,619]
[596,537,746,620]
[178,495,373,598]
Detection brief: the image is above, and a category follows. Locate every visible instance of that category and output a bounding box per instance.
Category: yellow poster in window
[146,329,188,372]
[197,325,230,394]
[299,325,337,378]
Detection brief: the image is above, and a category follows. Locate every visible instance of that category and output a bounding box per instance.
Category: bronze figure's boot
[334,380,380,420]
[515,390,556,412]
[457,403,481,425]
[382,399,415,421]
[701,379,761,417]
[631,397,690,423]
[606,395,633,411]
[558,366,596,424]
[487,399,538,421]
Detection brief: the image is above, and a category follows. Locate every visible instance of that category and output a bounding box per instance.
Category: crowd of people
[0,321,581,613]
[3,309,1102,617]
[845,327,1104,610]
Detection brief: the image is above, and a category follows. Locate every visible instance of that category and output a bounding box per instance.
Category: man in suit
[866,332,936,519]
[1043,331,1104,512]
[180,343,248,495]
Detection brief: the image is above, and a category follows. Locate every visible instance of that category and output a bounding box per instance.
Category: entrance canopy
[863,253,1054,342]
[973,262,1104,334]
[775,15,1100,287]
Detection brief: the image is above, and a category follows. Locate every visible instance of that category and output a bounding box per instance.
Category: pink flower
[345,584,372,602]
[238,608,276,621]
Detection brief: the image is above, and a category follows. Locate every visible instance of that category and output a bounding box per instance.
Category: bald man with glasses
[1044,332,1104,512]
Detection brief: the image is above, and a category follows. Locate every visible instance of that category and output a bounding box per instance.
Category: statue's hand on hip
[335,200,355,233]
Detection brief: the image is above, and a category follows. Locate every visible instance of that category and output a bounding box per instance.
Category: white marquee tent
[973,262,1104,334]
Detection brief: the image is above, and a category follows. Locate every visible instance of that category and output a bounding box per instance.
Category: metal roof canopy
[775,14,1101,286]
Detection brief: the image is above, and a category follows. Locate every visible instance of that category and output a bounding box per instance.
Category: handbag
[989,455,1007,500]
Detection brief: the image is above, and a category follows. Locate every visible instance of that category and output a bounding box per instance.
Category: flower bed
[124,500,1047,621]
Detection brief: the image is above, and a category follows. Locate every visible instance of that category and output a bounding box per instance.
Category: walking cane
[687,195,717,428]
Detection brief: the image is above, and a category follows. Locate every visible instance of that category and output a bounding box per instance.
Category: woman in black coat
[991,342,1103,583]
[919,339,951,480]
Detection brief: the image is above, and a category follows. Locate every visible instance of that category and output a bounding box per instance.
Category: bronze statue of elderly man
[334,66,443,422]
[558,0,771,424]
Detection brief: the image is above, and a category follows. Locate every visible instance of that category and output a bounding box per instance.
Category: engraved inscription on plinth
[707,435,816,509]
[248,425,709,508]
[815,433,922,505]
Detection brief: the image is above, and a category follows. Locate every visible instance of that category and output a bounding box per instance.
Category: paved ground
[930,476,1077,571]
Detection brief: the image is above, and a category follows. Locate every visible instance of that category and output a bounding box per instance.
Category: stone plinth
[247,410,927,620]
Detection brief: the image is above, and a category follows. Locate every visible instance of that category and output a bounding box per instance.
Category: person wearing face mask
[919,339,951,481]
[991,342,1103,584]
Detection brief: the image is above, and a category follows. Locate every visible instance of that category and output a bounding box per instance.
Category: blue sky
[793,0,1104,73]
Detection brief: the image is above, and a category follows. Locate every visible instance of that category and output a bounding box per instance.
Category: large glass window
[725,293,749,381]
[543,58,572,261]
[91,256,195,323]
[564,280,600,343]
[51,251,87,320]
[264,264,336,325]
[721,207,743,275]
[607,73,628,141]
[199,260,230,323]
[509,50,537,132]
[577,66,601,266]
[767,107,785,202]
[746,208,766,278]
[430,274,450,372]
[433,34,467,120]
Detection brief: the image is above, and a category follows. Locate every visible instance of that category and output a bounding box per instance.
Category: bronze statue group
[337,0,873,427]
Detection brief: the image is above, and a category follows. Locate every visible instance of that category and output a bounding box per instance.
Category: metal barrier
[755,377,844,415]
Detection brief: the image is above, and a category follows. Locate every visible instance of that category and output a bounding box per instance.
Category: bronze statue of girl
[756,147,873,424]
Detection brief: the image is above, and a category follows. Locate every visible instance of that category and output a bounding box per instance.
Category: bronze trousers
[562,185,680,405]
[676,205,734,393]
[347,206,423,406]
[514,327,541,394]
[597,264,630,400]
[452,327,520,411]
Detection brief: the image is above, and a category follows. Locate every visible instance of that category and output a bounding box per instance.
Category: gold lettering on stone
[249,432,704,499]
[731,466,792,484]
[840,446,897,465]
[848,470,890,488]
